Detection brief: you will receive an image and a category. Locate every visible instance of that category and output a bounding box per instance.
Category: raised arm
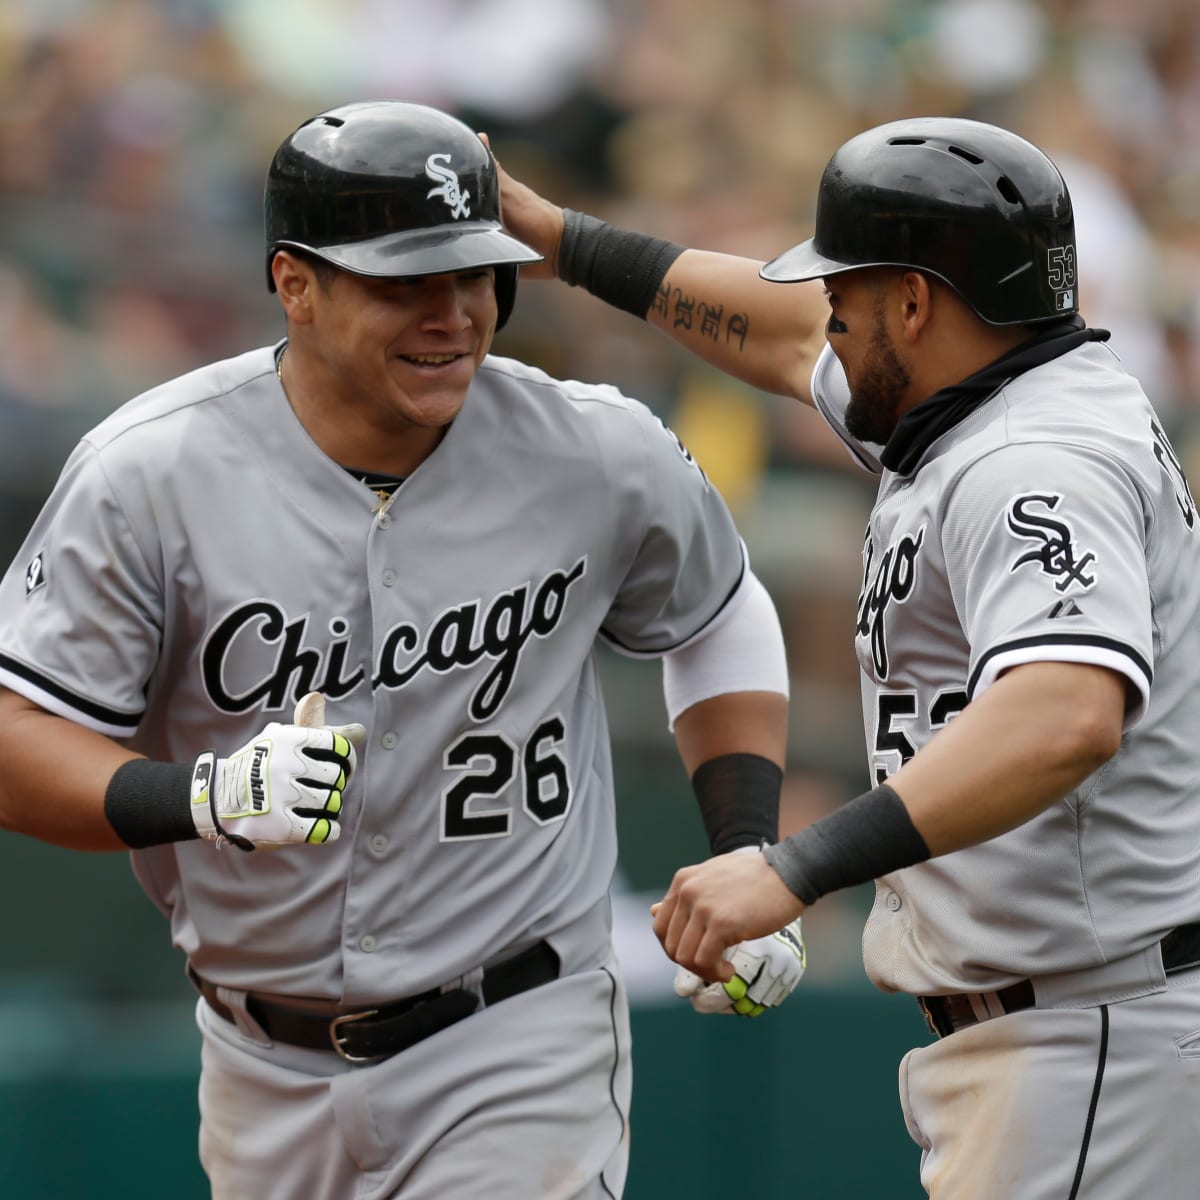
[493,150,828,405]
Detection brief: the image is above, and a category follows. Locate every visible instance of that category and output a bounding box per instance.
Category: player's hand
[673,917,806,1017]
[652,846,805,982]
[480,132,563,280]
[189,692,367,851]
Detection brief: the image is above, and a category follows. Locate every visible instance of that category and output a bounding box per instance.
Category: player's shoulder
[945,342,1159,494]
[475,354,698,487]
[82,345,277,453]
[1000,341,1154,446]
[477,354,654,422]
[477,354,693,479]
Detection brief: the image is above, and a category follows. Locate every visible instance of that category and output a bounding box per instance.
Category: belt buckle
[329,1009,381,1062]
[916,995,953,1039]
[916,996,939,1037]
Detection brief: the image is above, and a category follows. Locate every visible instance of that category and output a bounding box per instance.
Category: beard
[843,308,911,445]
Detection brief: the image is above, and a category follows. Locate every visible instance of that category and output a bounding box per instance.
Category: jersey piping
[0,654,140,732]
[596,550,747,658]
[968,633,1153,699]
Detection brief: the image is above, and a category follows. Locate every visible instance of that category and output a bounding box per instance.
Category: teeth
[406,354,457,364]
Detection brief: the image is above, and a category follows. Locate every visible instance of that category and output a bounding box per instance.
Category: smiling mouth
[400,352,463,366]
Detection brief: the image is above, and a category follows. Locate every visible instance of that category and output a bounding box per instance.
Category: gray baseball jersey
[0,342,746,1004]
[810,337,1200,996]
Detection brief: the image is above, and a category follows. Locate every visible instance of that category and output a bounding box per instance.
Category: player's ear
[896,270,937,340]
[271,251,317,325]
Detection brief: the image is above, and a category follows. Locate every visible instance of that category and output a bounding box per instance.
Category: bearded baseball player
[497,117,1200,1198]
[0,101,807,1199]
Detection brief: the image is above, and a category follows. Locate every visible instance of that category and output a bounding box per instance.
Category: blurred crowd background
[0,0,1197,1007]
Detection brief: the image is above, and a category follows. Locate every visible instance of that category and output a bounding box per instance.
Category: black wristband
[691,752,782,855]
[104,759,197,849]
[762,782,930,906]
[558,209,686,318]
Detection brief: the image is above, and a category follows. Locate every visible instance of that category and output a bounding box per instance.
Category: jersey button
[382,569,396,588]
[380,731,398,750]
[359,935,377,953]
[369,833,388,853]
[377,513,391,529]
[885,892,902,912]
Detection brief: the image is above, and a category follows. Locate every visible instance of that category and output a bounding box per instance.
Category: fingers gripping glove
[674,917,807,1017]
[189,692,366,851]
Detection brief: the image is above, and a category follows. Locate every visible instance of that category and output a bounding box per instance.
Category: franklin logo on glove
[189,691,365,851]
[249,744,269,812]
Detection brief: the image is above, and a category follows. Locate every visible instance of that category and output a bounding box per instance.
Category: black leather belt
[918,979,1035,1038]
[918,921,1200,1040]
[190,940,559,1062]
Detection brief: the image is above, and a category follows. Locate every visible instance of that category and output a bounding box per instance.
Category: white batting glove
[673,917,807,1017]
[189,692,366,851]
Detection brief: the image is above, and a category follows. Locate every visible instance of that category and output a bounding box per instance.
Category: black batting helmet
[265,100,542,329]
[762,117,1078,326]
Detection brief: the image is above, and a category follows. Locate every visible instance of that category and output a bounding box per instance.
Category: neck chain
[276,346,286,380]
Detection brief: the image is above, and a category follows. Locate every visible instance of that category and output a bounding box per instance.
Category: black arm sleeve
[762,783,930,905]
[691,753,782,855]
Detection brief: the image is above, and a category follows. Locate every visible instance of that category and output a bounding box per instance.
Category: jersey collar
[880,317,1111,477]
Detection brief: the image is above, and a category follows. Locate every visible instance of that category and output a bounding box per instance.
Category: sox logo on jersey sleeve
[1005,493,1097,593]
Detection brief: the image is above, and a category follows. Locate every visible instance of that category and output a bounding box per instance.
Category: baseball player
[496,117,1200,1198]
[0,101,807,1199]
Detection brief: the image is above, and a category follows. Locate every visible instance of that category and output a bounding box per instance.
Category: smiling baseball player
[0,101,805,1198]
[497,116,1200,1199]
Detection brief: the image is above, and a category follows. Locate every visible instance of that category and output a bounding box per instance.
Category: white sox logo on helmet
[1006,492,1096,593]
[425,153,470,219]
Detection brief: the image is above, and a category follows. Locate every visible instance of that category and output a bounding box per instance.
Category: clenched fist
[189,693,366,851]
[673,918,807,1017]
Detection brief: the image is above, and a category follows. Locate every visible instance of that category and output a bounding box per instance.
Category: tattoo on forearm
[657,285,750,352]
[726,312,748,351]
[652,281,671,319]
[672,293,695,330]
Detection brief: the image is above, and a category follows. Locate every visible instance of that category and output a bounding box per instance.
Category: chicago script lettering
[375,559,586,719]
[856,526,925,678]
[202,559,587,719]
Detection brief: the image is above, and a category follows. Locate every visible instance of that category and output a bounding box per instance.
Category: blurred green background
[0,0,1197,1195]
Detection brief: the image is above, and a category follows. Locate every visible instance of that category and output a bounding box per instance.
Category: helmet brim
[274,222,543,281]
[760,238,862,283]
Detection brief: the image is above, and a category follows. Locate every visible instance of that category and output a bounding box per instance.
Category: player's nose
[416,274,476,329]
